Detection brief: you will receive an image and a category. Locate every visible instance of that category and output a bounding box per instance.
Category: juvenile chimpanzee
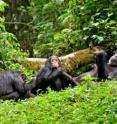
[0,71,35,100]
[31,56,79,94]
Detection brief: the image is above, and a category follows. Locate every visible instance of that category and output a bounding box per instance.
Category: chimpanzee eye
[52,59,57,62]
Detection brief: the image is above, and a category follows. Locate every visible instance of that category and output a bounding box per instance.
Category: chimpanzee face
[51,56,59,68]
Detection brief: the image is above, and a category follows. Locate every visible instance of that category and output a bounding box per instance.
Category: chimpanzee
[0,71,35,100]
[95,50,108,80]
[93,51,117,80]
[73,64,98,82]
[31,56,79,94]
[108,54,117,66]
[107,53,117,79]
[75,50,117,82]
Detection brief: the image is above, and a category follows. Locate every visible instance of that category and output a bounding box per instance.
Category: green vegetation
[0,1,26,71]
[30,0,117,57]
[1,0,117,71]
[0,1,117,123]
[0,1,34,79]
[0,78,117,123]
[3,0,117,57]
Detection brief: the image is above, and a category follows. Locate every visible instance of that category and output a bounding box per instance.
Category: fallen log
[20,47,102,72]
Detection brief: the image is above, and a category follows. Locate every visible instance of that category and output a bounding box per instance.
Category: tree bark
[21,47,102,72]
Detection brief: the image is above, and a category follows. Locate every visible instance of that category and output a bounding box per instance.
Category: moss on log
[21,47,102,72]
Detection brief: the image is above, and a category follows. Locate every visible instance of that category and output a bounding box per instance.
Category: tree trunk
[20,47,102,72]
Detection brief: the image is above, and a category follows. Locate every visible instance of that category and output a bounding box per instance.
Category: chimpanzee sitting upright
[0,71,35,100]
[31,56,79,94]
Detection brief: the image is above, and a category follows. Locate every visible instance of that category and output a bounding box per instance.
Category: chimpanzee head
[19,73,26,81]
[11,71,27,81]
[45,55,61,68]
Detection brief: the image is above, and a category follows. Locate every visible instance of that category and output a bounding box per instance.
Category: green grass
[0,78,117,124]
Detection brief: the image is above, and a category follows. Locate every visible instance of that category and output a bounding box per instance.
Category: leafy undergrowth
[0,78,117,124]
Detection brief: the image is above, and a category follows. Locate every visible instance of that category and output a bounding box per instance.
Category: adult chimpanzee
[31,56,79,94]
[93,51,117,80]
[0,71,35,100]
[108,53,117,66]
[107,53,117,79]
[75,50,117,82]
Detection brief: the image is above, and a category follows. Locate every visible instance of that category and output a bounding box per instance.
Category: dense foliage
[3,0,117,57]
[30,0,117,57]
[0,1,27,71]
[0,1,117,123]
[0,78,117,123]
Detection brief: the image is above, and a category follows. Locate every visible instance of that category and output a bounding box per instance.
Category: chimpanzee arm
[47,67,62,81]
[62,72,80,87]
[24,78,36,91]
[36,67,48,80]
[13,77,25,93]
[37,67,62,81]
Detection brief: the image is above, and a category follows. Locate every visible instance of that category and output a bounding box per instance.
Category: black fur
[32,56,79,94]
[75,50,117,82]
[96,50,108,80]
[0,71,35,100]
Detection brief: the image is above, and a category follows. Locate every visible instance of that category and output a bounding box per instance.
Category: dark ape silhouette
[73,65,98,82]
[107,53,117,79]
[95,51,117,79]
[96,50,108,79]
[74,50,117,82]
[0,71,35,100]
[31,56,79,94]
